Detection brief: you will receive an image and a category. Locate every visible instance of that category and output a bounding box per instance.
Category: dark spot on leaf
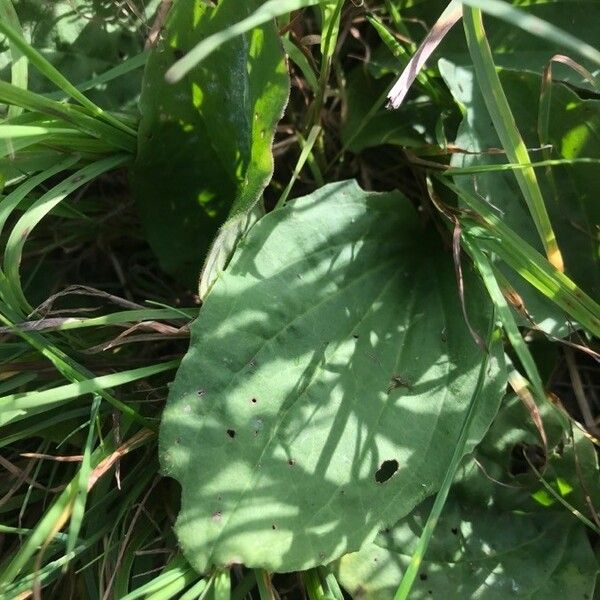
[197,389,206,397]
[387,375,412,394]
[272,524,277,530]
[451,527,458,535]
[375,459,399,483]
[227,429,236,439]
[288,459,296,466]
[175,437,181,444]
[174,49,184,59]
[420,573,428,582]
[319,551,326,559]
[212,511,222,522]
[352,333,359,339]
[251,397,257,404]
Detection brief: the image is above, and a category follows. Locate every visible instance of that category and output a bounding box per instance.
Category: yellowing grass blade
[463,6,564,272]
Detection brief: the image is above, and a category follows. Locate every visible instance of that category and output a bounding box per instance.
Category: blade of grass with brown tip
[462,6,563,271]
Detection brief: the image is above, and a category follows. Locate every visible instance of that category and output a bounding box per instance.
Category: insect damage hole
[226,429,236,439]
[375,459,399,483]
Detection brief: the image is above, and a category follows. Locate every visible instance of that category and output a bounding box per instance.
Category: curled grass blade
[463,6,563,271]
[3,154,130,312]
[0,154,79,240]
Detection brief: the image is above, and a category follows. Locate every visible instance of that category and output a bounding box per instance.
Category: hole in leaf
[419,573,428,581]
[288,459,295,466]
[272,524,277,530]
[226,429,236,439]
[375,459,399,483]
[451,527,458,535]
[174,49,184,59]
[251,398,257,404]
[509,442,545,476]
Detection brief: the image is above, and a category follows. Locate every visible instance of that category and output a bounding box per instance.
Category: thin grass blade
[463,6,563,271]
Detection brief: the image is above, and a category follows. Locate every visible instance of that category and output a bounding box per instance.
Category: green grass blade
[3,154,130,312]
[0,154,79,239]
[0,81,136,152]
[179,577,210,600]
[438,178,600,336]
[366,13,441,102]
[276,125,321,207]
[461,0,600,68]
[47,51,150,101]
[0,0,27,119]
[0,360,179,427]
[281,36,318,93]
[2,307,196,333]
[463,238,549,410]
[0,125,81,138]
[463,6,563,271]
[0,302,152,429]
[118,556,194,600]
[444,157,600,175]
[166,0,325,82]
[66,395,101,557]
[394,328,497,600]
[0,19,136,137]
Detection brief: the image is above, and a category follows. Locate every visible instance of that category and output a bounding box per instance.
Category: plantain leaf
[336,394,600,599]
[336,498,598,600]
[132,0,289,285]
[159,180,507,573]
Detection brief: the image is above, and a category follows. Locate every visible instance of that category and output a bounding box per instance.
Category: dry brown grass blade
[386,0,462,109]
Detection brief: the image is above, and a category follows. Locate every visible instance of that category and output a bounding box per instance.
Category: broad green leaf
[160,180,507,573]
[440,61,600,335]
[132,0,289,285]
[336,498,598,600]
[336,395,599,600]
